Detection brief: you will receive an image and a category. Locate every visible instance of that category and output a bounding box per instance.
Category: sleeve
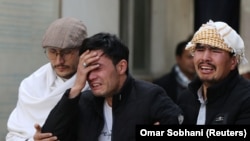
[41,89,81,141]
[235,97,250,124]
[150,86,184,125]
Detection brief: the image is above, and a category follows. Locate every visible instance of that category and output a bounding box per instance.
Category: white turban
[186,20,248,65]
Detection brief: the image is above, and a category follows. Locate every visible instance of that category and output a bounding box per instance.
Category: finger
[33,124,57,140]
[153,122,160,125]
[34,132,57,141]
[80,50,92,62]
[81,49,90,57]
[80,51,99,66]
[85,64,100,71]
[34,123,41,133]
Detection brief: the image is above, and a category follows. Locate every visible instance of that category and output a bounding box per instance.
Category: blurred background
[1,0,250,140]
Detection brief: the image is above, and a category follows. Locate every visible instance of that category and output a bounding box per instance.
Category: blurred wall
[62,0,119,37]
[239,0,250,73]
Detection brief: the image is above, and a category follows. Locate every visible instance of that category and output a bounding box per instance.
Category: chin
[92,91,103,96]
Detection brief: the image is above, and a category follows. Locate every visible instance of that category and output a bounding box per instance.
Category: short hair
[79,32,129,73]
[175,40,189,57]
[175,35,193,57]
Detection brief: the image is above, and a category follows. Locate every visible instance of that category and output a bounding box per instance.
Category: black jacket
[177,69,250,124]
[153,65,188,103]
[42,74,183,141]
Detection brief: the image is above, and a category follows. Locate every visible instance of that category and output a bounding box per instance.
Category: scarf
[6,63,89,141]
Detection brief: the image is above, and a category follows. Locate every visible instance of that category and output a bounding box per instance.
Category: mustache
[53,64,68,68]
[198,62,215,69]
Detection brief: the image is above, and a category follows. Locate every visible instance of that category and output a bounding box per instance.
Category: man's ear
[230,56,238,70]
[116,59,127,74]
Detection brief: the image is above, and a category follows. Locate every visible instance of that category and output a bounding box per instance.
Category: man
[177,20,250,124]
[153,37,196,103]
[6,17,89,141]
[34,32,183,141]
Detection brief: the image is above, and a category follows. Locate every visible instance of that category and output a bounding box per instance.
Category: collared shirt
[175,65,191,88]
[196,87,207,125]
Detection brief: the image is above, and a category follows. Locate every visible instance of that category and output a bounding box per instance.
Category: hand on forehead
[89,50,104,57]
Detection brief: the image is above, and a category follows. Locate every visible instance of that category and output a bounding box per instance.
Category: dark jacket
[177,69,250,124]
[153,65,187,103]
[42,74,183,141]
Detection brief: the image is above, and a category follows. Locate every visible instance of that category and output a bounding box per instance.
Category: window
[120,0,151,75]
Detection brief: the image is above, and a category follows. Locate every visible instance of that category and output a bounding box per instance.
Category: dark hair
[175,41,189,56]
[79,32,129,73]
[175,35,193,56]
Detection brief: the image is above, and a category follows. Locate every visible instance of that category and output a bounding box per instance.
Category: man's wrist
[69,87,82,98]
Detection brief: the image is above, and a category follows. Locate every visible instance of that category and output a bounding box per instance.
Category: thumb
[34,123,41,133]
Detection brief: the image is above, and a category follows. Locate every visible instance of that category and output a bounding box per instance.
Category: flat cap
[42,17,87,49]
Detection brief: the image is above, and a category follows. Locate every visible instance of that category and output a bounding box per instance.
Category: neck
[202,84,208,100]
[106,97,113,107]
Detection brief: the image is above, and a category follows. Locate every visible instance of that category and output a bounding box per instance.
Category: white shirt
[99,100,112,141]
[196,87,207,125]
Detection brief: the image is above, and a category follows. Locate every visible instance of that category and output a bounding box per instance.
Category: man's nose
[201,49,212,60]
[54,53,65,63]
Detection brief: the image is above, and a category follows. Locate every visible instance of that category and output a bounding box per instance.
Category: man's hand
[33,124,58,141]
[70,50,100,98]
[154,122,160,125]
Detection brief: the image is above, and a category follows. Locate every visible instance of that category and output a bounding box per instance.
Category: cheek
[192,56,199,65]
[68,57,79,65]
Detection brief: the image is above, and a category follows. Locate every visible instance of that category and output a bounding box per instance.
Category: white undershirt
[196,87,207,125]
[98,100,113,141]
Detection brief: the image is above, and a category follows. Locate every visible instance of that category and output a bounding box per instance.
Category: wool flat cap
[42,17,87,49]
